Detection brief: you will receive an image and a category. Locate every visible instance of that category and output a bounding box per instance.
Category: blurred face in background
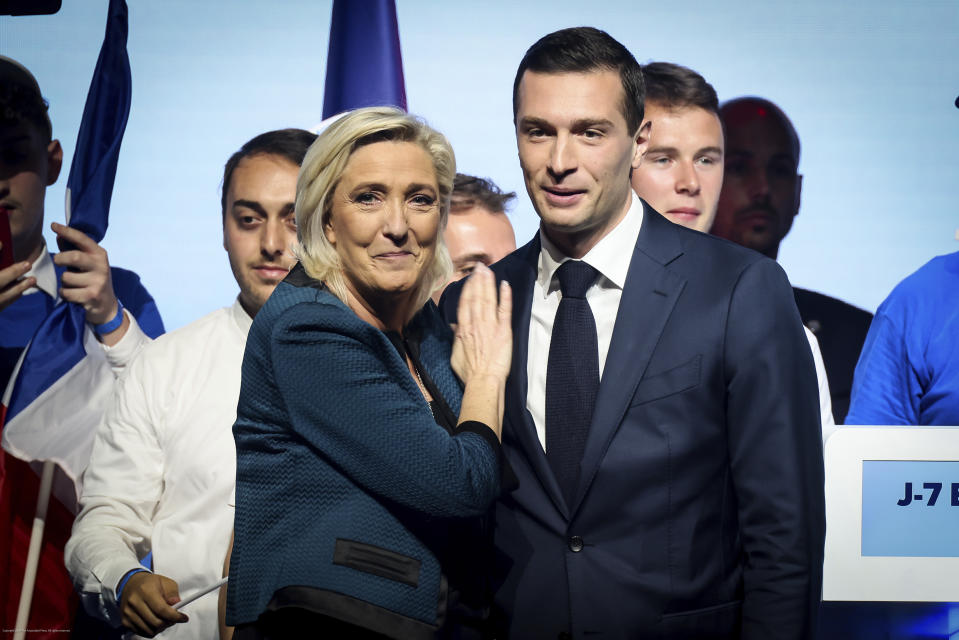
[712,100,801,258]
[631,102,724,233]
[445,206,515,281]
[0,118,61,263]
[431,205,515,303]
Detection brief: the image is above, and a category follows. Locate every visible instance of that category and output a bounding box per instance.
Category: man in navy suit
[441,27,825,639]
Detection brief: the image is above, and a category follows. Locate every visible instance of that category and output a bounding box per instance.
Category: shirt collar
[536,193,644,297]
[230,297,254,336]
[24,245,58,299]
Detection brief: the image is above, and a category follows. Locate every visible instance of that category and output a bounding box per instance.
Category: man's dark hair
[641,62,719,115]
[450,173,516,214]
[512,27,645,134]
[221,128,317,218]
[0,56,53,141]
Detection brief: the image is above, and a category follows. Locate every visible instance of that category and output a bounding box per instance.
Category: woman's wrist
[463,372,507,388]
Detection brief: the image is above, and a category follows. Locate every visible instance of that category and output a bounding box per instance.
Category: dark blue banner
[322,0,407,119]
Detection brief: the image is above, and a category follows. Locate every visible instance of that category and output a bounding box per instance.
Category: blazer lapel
[574,206,687,510]
[499,237,570,518]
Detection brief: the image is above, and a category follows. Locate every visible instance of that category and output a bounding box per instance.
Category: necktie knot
[556,260,598,299]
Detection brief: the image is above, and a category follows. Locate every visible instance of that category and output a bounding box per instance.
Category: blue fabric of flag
[322,0,407,119]
[6,0,133,421]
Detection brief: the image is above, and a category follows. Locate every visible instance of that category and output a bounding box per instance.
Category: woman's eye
[408,194,436,211]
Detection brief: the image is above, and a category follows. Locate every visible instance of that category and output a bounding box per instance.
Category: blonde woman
[227,107,513,639]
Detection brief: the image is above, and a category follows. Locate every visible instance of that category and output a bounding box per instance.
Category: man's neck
[541,196,632,259]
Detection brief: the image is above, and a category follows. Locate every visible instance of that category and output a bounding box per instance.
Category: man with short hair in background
[632,62,835,440]
[630,61,724,234]
[65,128,316,639]
[433,173,516,301]
[711,97,872,422]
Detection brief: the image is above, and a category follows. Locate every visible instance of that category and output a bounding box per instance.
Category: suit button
[568,536,584,552]
[558,633,572,640]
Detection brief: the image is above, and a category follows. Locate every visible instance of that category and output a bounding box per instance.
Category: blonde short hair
[294,107,455,320]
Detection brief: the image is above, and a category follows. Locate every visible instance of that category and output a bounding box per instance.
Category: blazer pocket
[630,354,702,407]
[333,538,421,587]
[659,600,741,639]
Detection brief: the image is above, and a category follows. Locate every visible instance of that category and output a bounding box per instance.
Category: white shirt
[804,326,837,443]
[23,244,58,299]
[527,196,644,450]
[65,300,251,639]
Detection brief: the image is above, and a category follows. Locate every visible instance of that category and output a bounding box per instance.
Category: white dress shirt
[65,300,251,639]
[527,196,644,451]
[804,326,836,443]
[23,244,58,299]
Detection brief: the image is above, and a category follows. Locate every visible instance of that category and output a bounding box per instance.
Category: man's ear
[632,120,652,169]
[46,139,63,186]
[794,173,803,218]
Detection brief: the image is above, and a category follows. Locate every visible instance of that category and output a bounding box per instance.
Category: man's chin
[740,232,778,256]
[239,287,274,317]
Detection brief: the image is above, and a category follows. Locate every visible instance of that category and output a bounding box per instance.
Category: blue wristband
[94,299,125,335]
[116,567,150,603]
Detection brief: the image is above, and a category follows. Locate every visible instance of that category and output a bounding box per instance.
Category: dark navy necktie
[546,260,600,507]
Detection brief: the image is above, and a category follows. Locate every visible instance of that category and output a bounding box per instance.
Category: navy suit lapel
[574,206,687,510]
[497,236,570,518]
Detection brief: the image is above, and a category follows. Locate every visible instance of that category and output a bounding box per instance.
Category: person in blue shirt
[846,251,959,426]
[0,54,163,636]
[0,54,164,390]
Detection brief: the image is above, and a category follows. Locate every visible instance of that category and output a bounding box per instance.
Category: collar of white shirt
[230,297,254,335]
[536,193,645,295]
[23,245,59,300]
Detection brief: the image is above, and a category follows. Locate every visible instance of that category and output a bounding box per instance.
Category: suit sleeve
[723,259,825,639]
[269,301,503,518]
[437,277,464,325]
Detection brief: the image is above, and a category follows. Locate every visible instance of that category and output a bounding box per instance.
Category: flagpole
[12,460,55,640]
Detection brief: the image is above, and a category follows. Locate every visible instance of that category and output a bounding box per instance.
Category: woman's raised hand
[451,263,512,385]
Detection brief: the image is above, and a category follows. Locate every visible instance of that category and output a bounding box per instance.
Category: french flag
[322,0,407,119]
[2,0,134,511]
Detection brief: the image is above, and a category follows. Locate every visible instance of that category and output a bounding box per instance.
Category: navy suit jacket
[441,204,826,639]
